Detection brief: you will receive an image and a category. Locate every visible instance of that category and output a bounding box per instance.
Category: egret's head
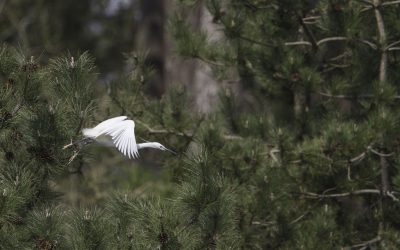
[153,142,177,155]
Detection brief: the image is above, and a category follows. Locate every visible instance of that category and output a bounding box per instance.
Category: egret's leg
[63,137,95,150]
[63,138,95,165]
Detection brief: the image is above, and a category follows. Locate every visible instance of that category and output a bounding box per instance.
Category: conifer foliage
[1,0,400,249]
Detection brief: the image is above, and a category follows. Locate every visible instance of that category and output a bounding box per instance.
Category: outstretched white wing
[102,120,139,159]
[83,116,127,138]
[92,116,127,133]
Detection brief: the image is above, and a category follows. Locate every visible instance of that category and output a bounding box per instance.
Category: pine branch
[318,92,400,99]
[298,189,400,201]
[285,37,377,50]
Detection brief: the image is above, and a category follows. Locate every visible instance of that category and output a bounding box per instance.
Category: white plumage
[82,116,138,159]
[80,116,175,159]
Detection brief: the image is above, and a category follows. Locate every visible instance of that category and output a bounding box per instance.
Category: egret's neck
[137,142,157,149]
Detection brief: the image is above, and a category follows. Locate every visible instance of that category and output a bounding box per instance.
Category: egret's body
[78,116,175,159]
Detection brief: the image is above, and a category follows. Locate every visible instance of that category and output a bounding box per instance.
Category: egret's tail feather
[82,128,98,138]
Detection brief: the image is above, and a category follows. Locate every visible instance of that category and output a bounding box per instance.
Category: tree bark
[138,0,166,97]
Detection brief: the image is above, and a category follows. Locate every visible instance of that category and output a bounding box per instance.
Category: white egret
[64,116,176,159]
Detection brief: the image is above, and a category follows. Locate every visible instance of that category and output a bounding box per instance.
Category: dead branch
[343,236,381,249]
[285,37,377,50]
[318,92,400,99]
[382,0,400,7]
[299,189,400,201]
[300,189,381,198]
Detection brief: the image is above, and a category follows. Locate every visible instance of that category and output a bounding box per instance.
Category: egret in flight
[64,116,176,159]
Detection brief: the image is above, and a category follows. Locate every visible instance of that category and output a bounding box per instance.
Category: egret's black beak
[166,148,177,155]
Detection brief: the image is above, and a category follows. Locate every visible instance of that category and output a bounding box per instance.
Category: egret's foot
[63,138,94,150]
[67,150,79,165]
[63,139,74,150]
[64,138,95,164]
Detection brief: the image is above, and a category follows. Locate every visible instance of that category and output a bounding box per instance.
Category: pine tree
[166,0,400,248]
[2,0,400,249]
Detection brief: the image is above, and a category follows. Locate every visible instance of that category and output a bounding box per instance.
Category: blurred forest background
[2,0,400,248]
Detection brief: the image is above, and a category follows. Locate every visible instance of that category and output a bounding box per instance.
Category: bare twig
[251,221,276,227]
[317,36,348,46]
[300,189,400,201]
[318,92,400,99]
[300,189,381,198]
[285,37,377,50]
[386,191,400,201]
[388,47,400,51]
[349,151,367,163]
[385,40,400,50]
[381,0,400,7]
[269,148,280,163]
[302,16,321,21]
[285,41,312,46]
[318,92,356,99]
[357,39,378,50]
[343,236,381,249]
[302,16,321,25]
[223,134,244,140]
[368,147,394,157]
